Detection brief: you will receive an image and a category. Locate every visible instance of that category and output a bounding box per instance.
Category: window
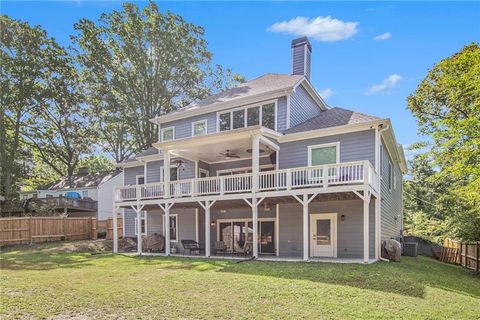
[192,120,207,136]
[247,107,260,126]
[388,160,394,192]
[46,194,53,198]
[232,109,245,129]
[217,101,276,132]
[160,167,179,182]
[261,103,275,130]
[219,113,231,131]
[393,173,397,190]
[199,168,209,178]
[308,143,339,166]
[82,190,88,198]
[136,175,145,185]
[163,214,178,241]
[135,211,147,235]
[161,127,175,141]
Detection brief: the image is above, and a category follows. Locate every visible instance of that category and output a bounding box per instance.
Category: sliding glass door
[219,219,275,254]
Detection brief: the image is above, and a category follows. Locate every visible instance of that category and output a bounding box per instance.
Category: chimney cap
[291,36,312,52]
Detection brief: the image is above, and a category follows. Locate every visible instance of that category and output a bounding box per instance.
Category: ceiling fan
[217,149,240,160]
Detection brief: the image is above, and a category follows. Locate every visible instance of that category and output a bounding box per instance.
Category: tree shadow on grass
[215,256,480,299]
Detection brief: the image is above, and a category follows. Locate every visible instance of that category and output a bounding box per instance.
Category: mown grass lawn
[1,241,479,319]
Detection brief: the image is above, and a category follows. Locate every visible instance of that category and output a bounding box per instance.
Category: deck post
[303,194,309,261]
[374,196,380,260]
[363,193,370,263]
[251,134,260,192]
[252,197,258,258]
[165,204,171,256]
[136,208,142,255]
[164,150,171,198]
[112,206,118,253]
[205,201,211,257]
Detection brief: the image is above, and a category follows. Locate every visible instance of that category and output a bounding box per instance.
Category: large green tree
[406,43,480,241]
[72,2,243,161]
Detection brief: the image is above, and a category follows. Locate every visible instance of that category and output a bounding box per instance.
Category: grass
[1,241,479,319]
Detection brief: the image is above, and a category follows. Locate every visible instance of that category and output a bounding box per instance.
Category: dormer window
[161,127,175,141]
[218,101,276,132]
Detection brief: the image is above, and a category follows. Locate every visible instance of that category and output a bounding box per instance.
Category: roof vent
[291,36,312,81]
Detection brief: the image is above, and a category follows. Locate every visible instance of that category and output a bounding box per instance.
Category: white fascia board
[293,78,328,111]
[279,120,387,143]
[150,89,292,125]
[379,119,407,174]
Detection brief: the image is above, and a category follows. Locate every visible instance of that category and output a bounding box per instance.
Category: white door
[310,213,337,258]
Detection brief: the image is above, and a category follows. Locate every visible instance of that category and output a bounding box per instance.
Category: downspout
[377,124,390,262]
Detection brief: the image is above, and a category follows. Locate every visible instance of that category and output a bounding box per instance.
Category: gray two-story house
[114,37,406,263]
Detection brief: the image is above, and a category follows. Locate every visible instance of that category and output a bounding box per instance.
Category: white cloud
[366,74,402,95]
[374,32,392,41]
[318,88,334,100]
[267,16,358,42]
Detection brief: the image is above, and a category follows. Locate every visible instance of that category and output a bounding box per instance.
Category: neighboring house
[114,37,407,263]
[20,168,123,221]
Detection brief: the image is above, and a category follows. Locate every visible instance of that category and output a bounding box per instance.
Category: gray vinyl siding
[124,166,144,185]
[124,159,195,187]
[161,112,217,140]
[289,84,321,128]
[292,45,311,80]
[279,200,375,259]
[279,130,376,169]
[146,160,163,183]
[380,141,403,241]
[124,209,136,236]
[276,96,288,132]
[209,157,274,176]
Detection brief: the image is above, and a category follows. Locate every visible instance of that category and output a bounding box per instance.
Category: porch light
[340,214,346,221]
[210,221,216,227]
[174,159,185,171]
[263,202,271,211]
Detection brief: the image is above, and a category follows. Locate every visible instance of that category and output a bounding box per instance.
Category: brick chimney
[291,36,312,81]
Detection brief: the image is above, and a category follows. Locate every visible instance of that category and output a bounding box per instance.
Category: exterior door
[310,213,337,258]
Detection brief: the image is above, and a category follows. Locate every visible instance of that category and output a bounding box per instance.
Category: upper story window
[218,101,276,132]
[308,142,340,166]
[388,160,394,192]
[192,120,207,136]
[136,175,145,185]
[161,127,175,142]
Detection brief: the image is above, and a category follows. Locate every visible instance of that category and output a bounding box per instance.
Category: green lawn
[1,241,479,319]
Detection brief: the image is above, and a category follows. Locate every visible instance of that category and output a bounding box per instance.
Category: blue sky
[3,1,480,158]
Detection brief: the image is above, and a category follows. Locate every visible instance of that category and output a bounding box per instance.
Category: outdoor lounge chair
[214,241,227,255]
[181,240,204,256]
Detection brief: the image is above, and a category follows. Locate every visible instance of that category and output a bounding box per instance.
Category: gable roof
[284,107,382,134]
[122,147,159,163]
[39,170,122,190]
[151,74,326,124]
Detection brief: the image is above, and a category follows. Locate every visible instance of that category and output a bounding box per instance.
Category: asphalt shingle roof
[284,107,381,134]
[166,73,304,116]
[122,147,160,163]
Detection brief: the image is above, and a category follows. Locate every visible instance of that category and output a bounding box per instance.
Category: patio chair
[214,241,227,255]
[243,242,253,256]
[181,240,204,256]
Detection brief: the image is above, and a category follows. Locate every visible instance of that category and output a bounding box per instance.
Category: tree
[0,16,63,199]
[406,43,480,241]
[72,2,243,159]
[78,154,115,173]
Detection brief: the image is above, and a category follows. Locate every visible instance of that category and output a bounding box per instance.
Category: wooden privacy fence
[0,217,97,246]
[441,239,479,272]
[106,217,123,240]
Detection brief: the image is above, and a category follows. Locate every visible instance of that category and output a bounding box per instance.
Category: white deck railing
[115,161,378,202]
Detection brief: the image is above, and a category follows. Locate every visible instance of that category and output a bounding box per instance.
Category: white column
[375,197,380,259]
[275,204,280,257]
[165,204,171,256]
[251,135,260,192]
[303,194,309,261]
[363,196,370,263]
[164,150,171,198]
[252,197,258,258]
[136,208,142,255]
[195,208,199,243]
[112,207,118,253]
[204,201,211,257]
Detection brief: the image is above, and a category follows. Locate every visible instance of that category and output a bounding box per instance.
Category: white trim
[207,155,270,165]
[304,44,307,77]
[134,211,147,235]
[216,99,278,133]
[192,119,208,137]
[163,213,179,242]
[307,142,340,166]
[286,93,291,129]
[159,166,179,182]
[198,168,210,177]
[310,213,337,258]
[195,209,199,243]
[275,204,280,256]
[161,126,175,142]
[215,164,275,176]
